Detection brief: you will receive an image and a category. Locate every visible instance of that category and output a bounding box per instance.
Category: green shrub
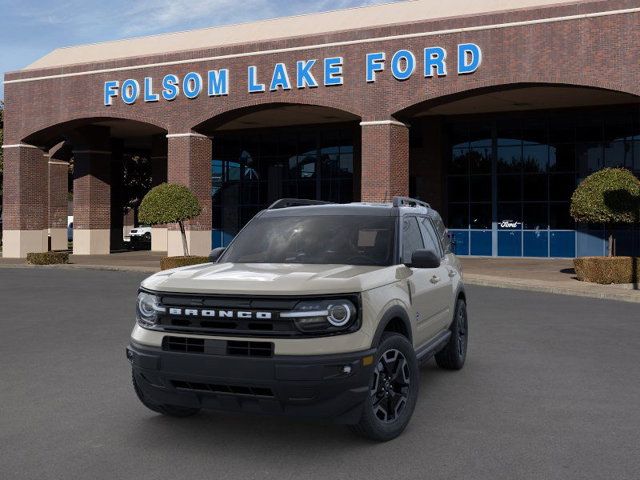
[570,168,640,256]
[574,256,640,284]
[571,168,640,224]
[139,183,202,256]
[160,256,209,271]
[27,251,69,265]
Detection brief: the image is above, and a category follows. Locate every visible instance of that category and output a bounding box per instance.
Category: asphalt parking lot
[1,268,639,480]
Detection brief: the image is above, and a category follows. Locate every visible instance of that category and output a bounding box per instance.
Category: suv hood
[142,262,401,295]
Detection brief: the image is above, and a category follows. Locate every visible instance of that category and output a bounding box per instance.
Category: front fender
[370,305,413,347]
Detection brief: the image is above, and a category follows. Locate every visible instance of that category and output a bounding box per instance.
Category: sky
[0,0,403,100]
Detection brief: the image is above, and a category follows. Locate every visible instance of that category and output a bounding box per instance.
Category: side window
[402,217,424,263]
[419,217,443,258]
[431,214,451,254]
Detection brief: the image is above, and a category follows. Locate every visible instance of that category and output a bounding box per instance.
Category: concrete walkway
[0,250,163,273]
[1,251,639,303]
[461,257,640,303]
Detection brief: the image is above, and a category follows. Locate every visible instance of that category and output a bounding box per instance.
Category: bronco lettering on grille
[168,308,273,320]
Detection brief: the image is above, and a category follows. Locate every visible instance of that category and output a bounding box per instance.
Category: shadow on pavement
[559,267,576,276]
[122,363,446,452]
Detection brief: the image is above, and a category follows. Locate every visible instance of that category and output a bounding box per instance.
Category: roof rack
[392,196,431,209]
[268,198,334,210]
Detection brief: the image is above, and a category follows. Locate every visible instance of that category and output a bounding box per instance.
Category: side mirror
[407,249,441,269]
[208,247,226,263]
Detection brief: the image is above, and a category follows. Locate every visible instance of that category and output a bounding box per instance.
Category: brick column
[48,142,70,251]
[1,144,49,258]
[360,120,409,202]
[71,126,112,255]
[110,141,125,251]
[73,149,111,254]
[166,132,212,256]
[150,134,168,252]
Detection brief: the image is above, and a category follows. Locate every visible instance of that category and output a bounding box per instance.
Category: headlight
[282,298,358,334]
[327,303,352,326]
[136,292,165,328]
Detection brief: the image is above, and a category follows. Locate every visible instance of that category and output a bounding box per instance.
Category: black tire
[435,298,468,370]
[132,371,200,418]
[350,333,420,442]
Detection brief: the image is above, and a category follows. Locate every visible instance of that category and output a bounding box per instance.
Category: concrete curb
[464,273,640,304]
[0,263,159,274]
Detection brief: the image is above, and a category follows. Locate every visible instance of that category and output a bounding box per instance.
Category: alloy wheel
[370,349,411,423]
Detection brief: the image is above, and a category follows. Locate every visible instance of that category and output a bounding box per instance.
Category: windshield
[221,215,396,266]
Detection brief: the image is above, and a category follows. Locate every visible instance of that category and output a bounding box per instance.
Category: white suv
[127,226,152,248]
[127,197,467,441]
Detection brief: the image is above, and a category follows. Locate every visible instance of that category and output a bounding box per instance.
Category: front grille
[156,294,299,337]
[171,380,274,398]
[151,293,360,338]
[162,336,274,357]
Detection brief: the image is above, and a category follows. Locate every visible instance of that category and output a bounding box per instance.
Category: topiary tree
[570,168,640,256]
[139,183,202,256]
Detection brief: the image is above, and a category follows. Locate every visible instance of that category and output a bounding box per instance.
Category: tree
[121,153,152,224]
[138,183,202,256]
[570,168,640,256]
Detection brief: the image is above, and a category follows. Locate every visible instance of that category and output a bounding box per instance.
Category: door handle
[430,275,441,284]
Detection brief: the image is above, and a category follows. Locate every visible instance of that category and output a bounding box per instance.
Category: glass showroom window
[445,105,640,258]
[211,125,357,247]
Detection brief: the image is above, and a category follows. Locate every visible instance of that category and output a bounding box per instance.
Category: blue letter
[144,77,159,102]
[296,60,318,89]
[104,80,119,106]
[324,57,343,86]
[183,72,203,99]
[424,47,447,77]
[208,69,229,96]
[458,43,482,74]
[248,66,265,93]
[270,63,292,91]
[162,74,179,101]
[366,52,385,83]
[121,79,140,105]
[391,50,415,81]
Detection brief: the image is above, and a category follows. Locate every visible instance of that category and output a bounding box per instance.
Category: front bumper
[127,341,376,424]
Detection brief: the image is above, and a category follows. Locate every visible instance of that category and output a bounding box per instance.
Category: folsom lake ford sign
[103,43,482,106]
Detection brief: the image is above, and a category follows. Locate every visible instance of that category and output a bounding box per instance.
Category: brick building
[2,0,640,258]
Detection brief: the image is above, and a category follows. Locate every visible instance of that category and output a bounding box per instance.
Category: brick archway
[20,116,167,150]
[3,118,168,257]
[394,83,640,258]
[391,82,640,121]
[188,102,366,247]
[189,100,363,134]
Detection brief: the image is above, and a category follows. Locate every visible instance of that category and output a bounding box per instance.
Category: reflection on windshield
[221,215,396,266]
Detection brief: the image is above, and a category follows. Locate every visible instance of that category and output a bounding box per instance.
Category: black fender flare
[447,284,467,329]
[371,305,413,348]
[455,284,467,303]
